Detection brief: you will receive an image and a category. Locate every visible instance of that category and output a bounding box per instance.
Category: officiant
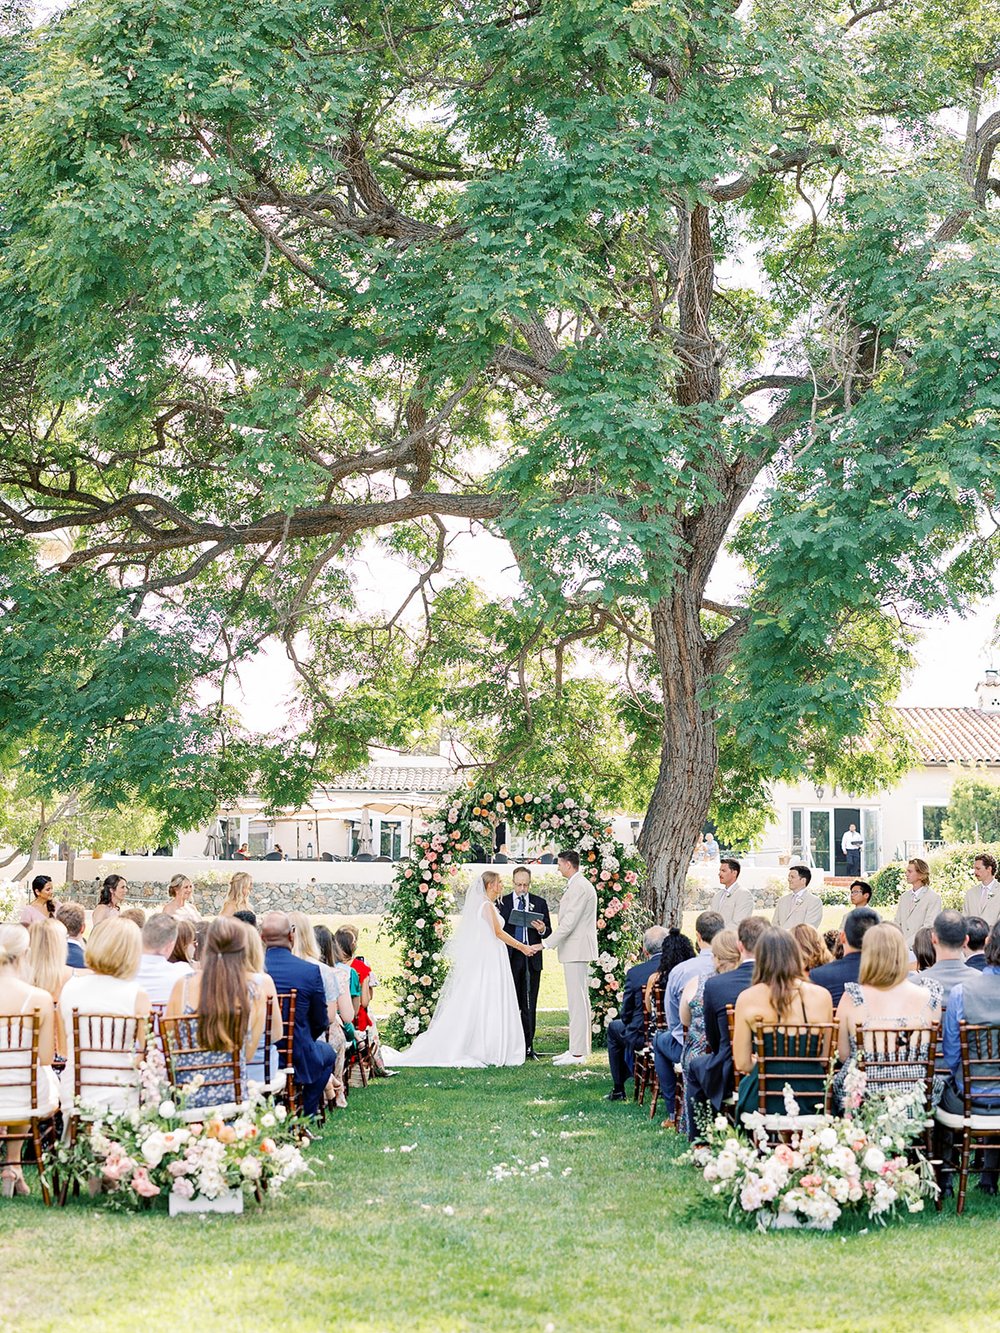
[498,865,551,1060]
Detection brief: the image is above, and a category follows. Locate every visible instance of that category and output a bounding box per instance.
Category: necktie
[518,896,528,945]
[983,885,991,909]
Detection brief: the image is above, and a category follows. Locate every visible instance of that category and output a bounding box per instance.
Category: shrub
[869,862,907,909]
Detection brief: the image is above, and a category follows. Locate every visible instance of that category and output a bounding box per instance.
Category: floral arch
[383,782,646,1046]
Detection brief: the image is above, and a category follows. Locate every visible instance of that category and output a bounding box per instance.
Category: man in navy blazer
[810,907,880,1008]
[56,902,88,969]
[684,916,768,1137]
[965,916,989,972]
[604,925,667,1100]
[262,911,335,1118]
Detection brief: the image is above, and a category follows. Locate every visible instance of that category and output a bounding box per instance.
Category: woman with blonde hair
[28,919,72,1007]
[57,917,151,1114]
[240,922,283,1087]
[834,922,941,1106]
[0,924,58,1197]
[792,923,831,974]
[288,912,349,1106]
[163,874,199,923]
[219,871,252,918]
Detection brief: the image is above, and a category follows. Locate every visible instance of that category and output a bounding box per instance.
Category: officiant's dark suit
[498,879,551,1058]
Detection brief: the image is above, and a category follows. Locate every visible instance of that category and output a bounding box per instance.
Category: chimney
[976,668,1000,712]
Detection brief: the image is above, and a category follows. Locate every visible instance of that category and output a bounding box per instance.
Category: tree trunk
[637,583,718,925]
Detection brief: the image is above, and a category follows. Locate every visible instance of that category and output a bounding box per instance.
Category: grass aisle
[3,1012,1000,1333]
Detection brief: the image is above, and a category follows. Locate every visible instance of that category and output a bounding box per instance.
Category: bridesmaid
[92,874,128,926]
[19,875,59,926]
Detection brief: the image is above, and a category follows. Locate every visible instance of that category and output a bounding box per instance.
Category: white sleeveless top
[0,989,59,1119]
[59,973,144,1113]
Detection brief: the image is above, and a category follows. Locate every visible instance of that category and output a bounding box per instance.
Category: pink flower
[404,868,413,878]
[132,1168,161,1199]
[600,870,611,881]
[167,1159,192,1177]
[171,1176,195,1200]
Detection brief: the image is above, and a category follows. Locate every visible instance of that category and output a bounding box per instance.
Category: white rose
[415,918,426,929]
[274,1105,287,1122]
[817,1127,838,1151]
[863,1147,886,1173]
[158,1099,176,1119]
[260,1113,276,1129]
[716,1151,737,1180]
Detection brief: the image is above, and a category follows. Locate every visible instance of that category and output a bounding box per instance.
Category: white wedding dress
[384,876,526,1068]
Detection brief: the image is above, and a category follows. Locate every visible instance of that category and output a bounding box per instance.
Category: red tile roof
[896,707,1000,765]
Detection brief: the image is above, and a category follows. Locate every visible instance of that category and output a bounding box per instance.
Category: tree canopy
[2,0,999,912]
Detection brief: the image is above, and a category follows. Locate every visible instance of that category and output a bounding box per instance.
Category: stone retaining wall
[67,878,395,917]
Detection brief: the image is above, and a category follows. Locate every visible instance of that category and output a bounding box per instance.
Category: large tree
[2,0,999,918]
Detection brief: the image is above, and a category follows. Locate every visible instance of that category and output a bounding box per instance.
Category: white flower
[158,1099,176,1119]
[404,1016,420,1035]
[260,1113,276,1129]
[240,1156,263,1181]
[415,918,426,929]
[274,1105,287,1122]
[715,1151,738,1180]
[817,1127,838,1151]
[863,1147,886,1173]
[141,1132,167,1168]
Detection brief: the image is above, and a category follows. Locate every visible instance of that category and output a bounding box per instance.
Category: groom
[532,849,598,1066]
[498,865,551,1060]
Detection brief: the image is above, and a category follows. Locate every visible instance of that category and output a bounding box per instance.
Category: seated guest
[56,902,87,969]
[334,925,391,1077]
[938,919,1000,1192]
[913,910,970,1002]
[313,924,357,1106]
[169,918,197,969]
[58,918,151,1113]
[792,923,830,973]
[241,921,283,1086]
[136,915,194,1005]
[234,909,258,930]
[604,924,667,1101]
[219,871,253,919]
[650,915,721,1110]
[684,916,768,1137]
[676,929,739,1133]
[162,874,200,923]
[823,928,844,961]
[165,917,267,1110]
[332,928,364,1020]
[28,919,72,1007]
[120,907,146,929]
[19,875,59,927]
[834,923,941,1107]
[912,927,935,972]
[0,925,58,1199]
[262,911,335,1119]
[91,875,127,927]
[732,928,834,1114]
[193,920,209,965]
[964,916,989,972]
[810,907,880,1008]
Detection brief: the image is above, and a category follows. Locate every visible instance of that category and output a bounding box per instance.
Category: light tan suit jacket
[963,880,1000,927]
[710,884,755,929]
[772,890,823,930]
[894,888,942,945]
[546,872,599,963]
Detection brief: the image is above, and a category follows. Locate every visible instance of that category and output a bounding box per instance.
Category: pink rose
[171,1176,195,1200]
[132,1168,160,1199]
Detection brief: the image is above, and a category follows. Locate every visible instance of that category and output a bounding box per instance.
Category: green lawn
[4,1012,1000,1332]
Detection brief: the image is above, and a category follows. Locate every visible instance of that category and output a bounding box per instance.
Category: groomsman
[772,865,823,929]
[709,858,754,928]
[498,866,551,1059]
[894,858,942,946]
[963,853,1000,928]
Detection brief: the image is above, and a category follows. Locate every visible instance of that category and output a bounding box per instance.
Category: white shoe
[553,1052,586,1066]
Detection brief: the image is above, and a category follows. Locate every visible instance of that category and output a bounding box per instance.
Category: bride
[384,870,531,1068]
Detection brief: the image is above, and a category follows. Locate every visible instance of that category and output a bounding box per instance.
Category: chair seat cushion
[935,1107,1000,1131]
[177,1101,250,1123]
[758,1114,828,1132]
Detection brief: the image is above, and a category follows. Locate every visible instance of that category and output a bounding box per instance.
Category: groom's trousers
[563,960,592,1056]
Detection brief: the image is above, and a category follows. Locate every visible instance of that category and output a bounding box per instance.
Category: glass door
[862,808,881,875]
[809,810,832,871]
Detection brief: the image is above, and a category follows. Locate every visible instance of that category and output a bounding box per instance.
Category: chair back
[0,1012,41,1114]
[959,1022,1000,1111]
[754,1022,836,1116]
[161,1015,246,1106]
[270,990,297,1073]
[71,1011,146,1108]
[648,983,665,1037]
[855,1025,936,1106]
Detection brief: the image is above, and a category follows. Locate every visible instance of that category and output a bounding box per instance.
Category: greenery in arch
[383,782,645,1047]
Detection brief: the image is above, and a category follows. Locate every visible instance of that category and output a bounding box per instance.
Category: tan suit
[710,884,755,929]
[963,880,1000,928]
[545,871,599,1056]
[894,888,942,946]
[772,890,823,930]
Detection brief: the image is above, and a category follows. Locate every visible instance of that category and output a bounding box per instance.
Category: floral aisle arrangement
[383,782,645,1045]
[46,1054,310,1212]
[691,1076,938,1231]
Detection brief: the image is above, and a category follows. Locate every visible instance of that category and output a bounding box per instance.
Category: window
[791,809,804,859]
[380,821,402,860]
[922,804,947,844]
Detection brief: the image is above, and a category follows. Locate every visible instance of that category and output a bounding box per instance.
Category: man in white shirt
[772,865,824,929]
[709,859,754,929]
[841,824,864,878]
[136,914,194,1005]
[963,853,1000,928]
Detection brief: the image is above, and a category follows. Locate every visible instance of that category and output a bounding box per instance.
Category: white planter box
[766,1212,833,1231]
[169,1187,244,1217]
